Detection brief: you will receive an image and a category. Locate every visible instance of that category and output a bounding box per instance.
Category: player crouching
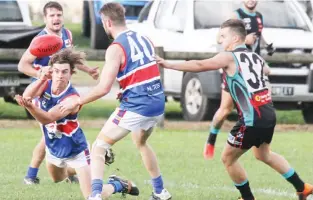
[15,48,139,199]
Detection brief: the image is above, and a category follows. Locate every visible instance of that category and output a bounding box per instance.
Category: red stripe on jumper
[119,64,159,90]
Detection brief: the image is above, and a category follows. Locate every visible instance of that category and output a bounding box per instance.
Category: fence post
[155,46,165,128]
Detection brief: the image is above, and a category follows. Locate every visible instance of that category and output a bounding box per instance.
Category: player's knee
[254,153,270,163]
[92,139,111,162]
[134,139,147,149]
[221,149,238,167]
[221,153,230,167]
[220,106,232,117]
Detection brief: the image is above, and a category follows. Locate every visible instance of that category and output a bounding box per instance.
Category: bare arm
[23,79,48,99]
[25,95,80,125]
[75,63,100,80]
[156,52,232,72]
[76,64,91,73]
[23,67,52,98]
[18,49,40,78]
[80,44,122,105]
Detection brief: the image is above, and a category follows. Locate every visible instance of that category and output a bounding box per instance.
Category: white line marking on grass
[144,180,313,199]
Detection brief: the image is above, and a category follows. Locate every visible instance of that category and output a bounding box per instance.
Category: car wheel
[181,73,218,121]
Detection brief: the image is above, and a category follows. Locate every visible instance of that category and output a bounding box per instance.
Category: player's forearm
[26,105,53,125]
[81,85,110,105]
[23,79,48,99]
[18,62,38,78]
[168,60,207,72]
[76,64,91,74]
[211,106,233,129]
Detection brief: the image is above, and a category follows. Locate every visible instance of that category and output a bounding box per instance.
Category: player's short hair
[43,1,63,16]
[99,2,126,26]
[49,48,85,74]
[221,19,247,41]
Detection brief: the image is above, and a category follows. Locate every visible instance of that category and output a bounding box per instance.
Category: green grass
[0,127,312,200]
[0,99,180,120]
[0,98,306,124]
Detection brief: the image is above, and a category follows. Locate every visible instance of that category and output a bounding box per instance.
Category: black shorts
[227,121,275,149]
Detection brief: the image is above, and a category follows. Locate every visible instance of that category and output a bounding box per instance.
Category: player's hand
[38,66,52,80]
[155,55,172,69]
[245,32,257,45]
[88,67,100,80]
[14,95,32,108]
[59,97,81,113]
[15,94,25,107]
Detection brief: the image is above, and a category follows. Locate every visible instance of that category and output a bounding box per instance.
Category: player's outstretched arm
[23,79,48,99]
[18,49,41,78]
[80,44,122,105]
[156,52,232,72]
[23,69,52,99]
[24,95,80,125]
[75,64,100,80]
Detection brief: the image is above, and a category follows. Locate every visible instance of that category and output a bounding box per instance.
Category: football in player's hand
[29,35,63,58]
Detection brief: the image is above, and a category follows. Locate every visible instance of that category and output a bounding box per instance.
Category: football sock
[108,180,123,194]
[208,126,220,145]
[26,167,39,179]
[152,175,164,194]
[91,179,103,197]
[283,168,305,192]
[235,180,254,199]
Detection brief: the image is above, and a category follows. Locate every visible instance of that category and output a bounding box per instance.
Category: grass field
[2,22,312,199]
[0,127,312,200]
[0,97,307,125]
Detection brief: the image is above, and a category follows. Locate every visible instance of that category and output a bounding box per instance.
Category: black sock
[235,180,254,200]
[207,133,217,145]
[286,171,305,192]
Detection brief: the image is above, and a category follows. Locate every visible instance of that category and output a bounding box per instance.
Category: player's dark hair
[43,1,63,16]
[221,19,247,41]
[99,2,126,26]
[49,48,85,74]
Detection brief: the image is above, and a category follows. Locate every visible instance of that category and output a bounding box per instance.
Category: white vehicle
[0,0,42,118]
[129,0,313,123]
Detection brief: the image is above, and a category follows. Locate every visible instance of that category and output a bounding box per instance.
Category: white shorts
[46,148,90,169]
[108,108,163,132]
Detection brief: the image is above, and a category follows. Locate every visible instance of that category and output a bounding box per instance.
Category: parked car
[0,0,42,118]
[129,0,313,123]
[82,0,150,49]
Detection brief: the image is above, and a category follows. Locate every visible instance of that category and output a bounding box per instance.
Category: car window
[154,1,175,29]
[194,0,309,31]
[0,1,23,22]
[171,0,188,31]
[124,5,144,19]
